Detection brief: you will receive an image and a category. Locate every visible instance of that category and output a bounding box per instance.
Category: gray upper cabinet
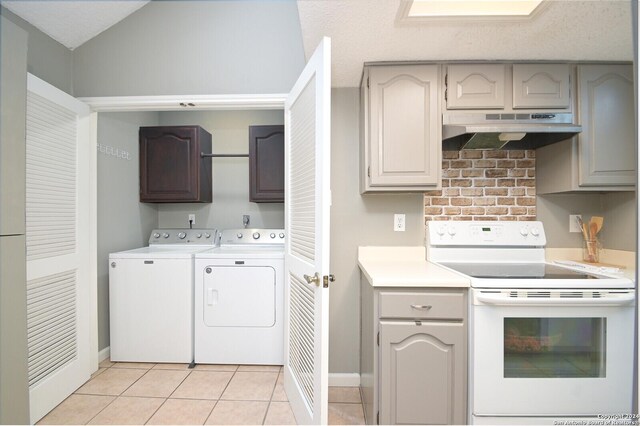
[446,64,506,109]
[361,65,441,192]
[577,65,635,186]
[537,64,635,193]
[512,64,571,109]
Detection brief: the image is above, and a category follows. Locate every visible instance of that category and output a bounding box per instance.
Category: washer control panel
[220,228,285,246]
[148,229,218,245]
[428,221,546,247]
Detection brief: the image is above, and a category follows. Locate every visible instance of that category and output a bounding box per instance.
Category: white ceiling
[2,0,149,50]
[2,0,633,86]
[297,0,633,87]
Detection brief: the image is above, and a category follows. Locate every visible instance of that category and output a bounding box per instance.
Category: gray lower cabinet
[361,281,467,425]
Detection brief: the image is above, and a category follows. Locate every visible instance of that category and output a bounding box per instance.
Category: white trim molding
[98,346,110,363]
[79,94,287,112]
[328,373,360,387]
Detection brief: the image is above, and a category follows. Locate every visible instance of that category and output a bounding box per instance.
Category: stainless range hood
[442,112,582,150]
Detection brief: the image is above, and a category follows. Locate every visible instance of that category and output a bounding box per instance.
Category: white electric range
[426,221,635,425]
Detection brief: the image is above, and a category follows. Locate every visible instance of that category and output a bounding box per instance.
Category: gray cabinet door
[578,65,635,186]
[512,64,571,109]
[379,321,465,425]
[446,64,505,109]
[367,65,440,188]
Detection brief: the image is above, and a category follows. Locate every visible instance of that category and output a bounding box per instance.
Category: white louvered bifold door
[283,37,331,425]
[25,74,92,424]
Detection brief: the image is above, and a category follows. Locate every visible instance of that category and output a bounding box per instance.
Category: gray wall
[72,1,305,97]
[329,88,425,374]
[0,14,30,424]
[155,110,285,230]
[0,6,73,95]
[537,192,636,252]
[97,112,160,350]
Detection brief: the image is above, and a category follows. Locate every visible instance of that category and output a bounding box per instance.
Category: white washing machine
[109,228,217,363]
[195,228,285,365]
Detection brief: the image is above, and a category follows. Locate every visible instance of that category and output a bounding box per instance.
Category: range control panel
[427,221,546,247]
[220,228,285,246]
[148,228,218,245]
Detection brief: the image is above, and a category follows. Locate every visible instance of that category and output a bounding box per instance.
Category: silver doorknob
[111,262,116,268]
[303,273,320,286]
[206,267,212,274]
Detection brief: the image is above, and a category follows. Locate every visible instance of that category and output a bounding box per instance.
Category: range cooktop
[439,262,602,280]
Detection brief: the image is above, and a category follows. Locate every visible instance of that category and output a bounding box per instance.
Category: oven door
[470,288,635,417]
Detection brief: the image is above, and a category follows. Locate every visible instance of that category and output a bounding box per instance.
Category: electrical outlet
[188,214,196,225]
[394,214,406,232]
[569,214,582,233]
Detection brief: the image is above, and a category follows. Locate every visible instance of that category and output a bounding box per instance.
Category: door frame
[80,93,287,369]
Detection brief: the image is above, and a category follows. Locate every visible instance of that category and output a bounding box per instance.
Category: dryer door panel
[203,266,276,327]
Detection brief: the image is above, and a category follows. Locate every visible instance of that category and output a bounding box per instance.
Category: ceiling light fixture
[398,0,546,22]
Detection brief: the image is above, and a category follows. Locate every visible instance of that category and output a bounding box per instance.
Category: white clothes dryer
[109,229,217,364]
[195,229,285,365]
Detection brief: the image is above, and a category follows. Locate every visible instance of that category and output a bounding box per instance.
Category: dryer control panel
[220,228,285,246]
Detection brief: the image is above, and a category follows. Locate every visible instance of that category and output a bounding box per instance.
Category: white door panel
[284,37,331,425]
[203,266,276,327]
[25,74,92,424]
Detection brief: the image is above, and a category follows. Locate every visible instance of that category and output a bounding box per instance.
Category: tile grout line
[143,368,195,425]
[261,369,281,425]
[202,365,239,424]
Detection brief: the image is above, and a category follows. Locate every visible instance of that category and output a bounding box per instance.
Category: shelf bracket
[200,152,249,158]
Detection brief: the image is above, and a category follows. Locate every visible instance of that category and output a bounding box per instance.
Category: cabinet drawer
[379,291,465,320]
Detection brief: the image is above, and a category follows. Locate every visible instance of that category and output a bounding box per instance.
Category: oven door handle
[475,292,635,306]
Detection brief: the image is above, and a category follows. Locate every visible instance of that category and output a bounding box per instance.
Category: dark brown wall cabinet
[139,126,212,203]
[249,125,284,203]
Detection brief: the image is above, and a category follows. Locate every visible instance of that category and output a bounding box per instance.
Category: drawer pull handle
[410,304,432,310]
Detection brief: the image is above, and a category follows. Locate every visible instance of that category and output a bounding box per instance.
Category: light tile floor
[37,361,365,425]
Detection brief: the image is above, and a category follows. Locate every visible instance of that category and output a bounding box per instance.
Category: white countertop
[358,246,470,288]
[546,247,636,282]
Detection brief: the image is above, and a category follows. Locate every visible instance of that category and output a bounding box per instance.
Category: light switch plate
[569,214,582,233]
[394,214,406,232]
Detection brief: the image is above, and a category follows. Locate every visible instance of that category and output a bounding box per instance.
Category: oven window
[504,318,606,378]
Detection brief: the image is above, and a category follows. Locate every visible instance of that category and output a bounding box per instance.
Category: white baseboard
[328,373,360,387]
[98,346,110,363]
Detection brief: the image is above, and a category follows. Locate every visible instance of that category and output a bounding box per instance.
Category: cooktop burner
[440,262,602,280]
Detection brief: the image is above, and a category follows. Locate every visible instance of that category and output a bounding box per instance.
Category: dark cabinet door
[139,126,212,203]
[249,125,284,203]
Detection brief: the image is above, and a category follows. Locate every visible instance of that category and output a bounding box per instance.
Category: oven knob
[520,227,529,236]
[153,232,160,238]
[162,232,169,238]
[447,227,457,236]
[204,233,211,239]
[531,228,540,237]
[279,233,285,239]
[196,233,202,238]
[270,233,276,239]
[237,233,243,239]
[177,232,186,239]
[253,232,260,240]
[436,226,446,236]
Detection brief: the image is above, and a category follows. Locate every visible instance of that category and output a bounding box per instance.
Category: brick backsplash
[424,150,536,222]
